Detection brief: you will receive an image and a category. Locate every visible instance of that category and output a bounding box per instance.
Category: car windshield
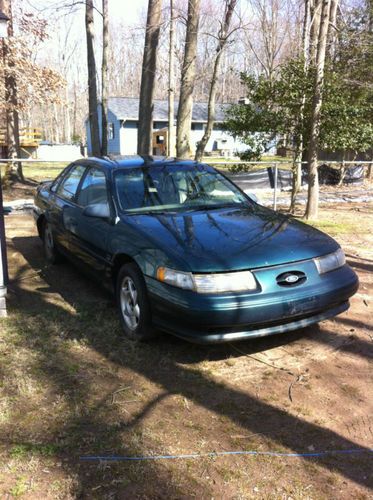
[114,164,249,213]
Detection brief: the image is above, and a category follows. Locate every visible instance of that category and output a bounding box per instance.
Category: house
[85,97,247,156]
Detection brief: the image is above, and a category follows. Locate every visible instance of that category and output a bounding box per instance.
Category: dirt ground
[0,202,372,499]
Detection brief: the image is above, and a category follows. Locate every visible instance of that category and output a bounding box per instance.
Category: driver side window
[77,168,108,207]
[56,165,86,201]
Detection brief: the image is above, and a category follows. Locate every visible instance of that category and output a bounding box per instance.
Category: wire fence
[0,158,372,210]
[210,160,373,210]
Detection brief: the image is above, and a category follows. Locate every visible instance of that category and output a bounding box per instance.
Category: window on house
[108,123,115,140]
[156,135,165,145]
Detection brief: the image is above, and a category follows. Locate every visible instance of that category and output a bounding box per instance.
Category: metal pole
[0,19,9,316]
[273,163,278,210]
[0,168,8,317]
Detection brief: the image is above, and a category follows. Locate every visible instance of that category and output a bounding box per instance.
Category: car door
[67,166,112,276]
[48,164,87,253]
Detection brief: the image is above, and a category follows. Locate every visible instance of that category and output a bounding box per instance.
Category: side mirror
[83,203,111,219]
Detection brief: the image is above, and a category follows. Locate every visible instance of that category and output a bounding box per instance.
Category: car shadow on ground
[4,233,373,495]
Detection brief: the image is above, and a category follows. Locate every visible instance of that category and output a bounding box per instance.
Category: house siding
[85,99,253,156]
[86,106,121,155]
[121,121,138,154]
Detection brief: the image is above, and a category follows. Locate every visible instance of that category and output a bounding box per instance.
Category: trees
[224,52,372,208]
[85,0,100,157]
[0,1,63,182]
[176,0,201,159]
[224,60,311,162]
[225,0,373,219]
[194,0,237,162]
[138,0,162,156]
[0,0,21,181]
[245,0,296,81]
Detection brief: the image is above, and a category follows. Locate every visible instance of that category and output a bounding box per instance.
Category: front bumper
[145,262,359,344]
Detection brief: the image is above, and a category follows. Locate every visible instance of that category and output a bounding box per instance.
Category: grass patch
[204,156,292,171]
[0,162,68,182]
[305,219,359,236]
[10,477,29,497]
[10,443,60,459]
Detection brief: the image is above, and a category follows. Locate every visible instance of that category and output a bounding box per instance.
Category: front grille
[276,271,307,287]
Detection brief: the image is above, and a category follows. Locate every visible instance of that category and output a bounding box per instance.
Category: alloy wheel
[120,276,140,331]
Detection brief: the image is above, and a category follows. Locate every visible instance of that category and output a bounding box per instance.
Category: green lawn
[0,162,68,181]
[0,158,295,182]
[203,156,293,171]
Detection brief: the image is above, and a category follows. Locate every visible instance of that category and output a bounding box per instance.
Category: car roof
[80,155,202,171]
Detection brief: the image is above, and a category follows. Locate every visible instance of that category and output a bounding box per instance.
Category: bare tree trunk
[64,86,71,143]
[195,0,237,162]
[309,0,322,64]
[72,81,77,141]
[101,0,109,156]
[327,0,338,58]
[138,0,162,155]
[290,0,311,213]
[53,102,60,144]
[305,0,333,220]
[167,0,176,157]
[85,0,101,157]
[176,0,201,159]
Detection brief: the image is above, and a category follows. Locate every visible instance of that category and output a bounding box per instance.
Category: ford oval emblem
[285,274,299,283]
[276,271,306,287]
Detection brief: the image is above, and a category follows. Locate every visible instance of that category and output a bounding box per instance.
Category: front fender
[108,221,191,278]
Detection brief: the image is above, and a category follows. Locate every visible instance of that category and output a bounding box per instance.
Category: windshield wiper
[125,209,178,216]
[184,203,246,212]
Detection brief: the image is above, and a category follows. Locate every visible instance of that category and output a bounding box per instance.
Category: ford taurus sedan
[33,156,358,343]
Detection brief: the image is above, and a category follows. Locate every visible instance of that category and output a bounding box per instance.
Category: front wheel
[42,220,62,264]
[116,263,156,341]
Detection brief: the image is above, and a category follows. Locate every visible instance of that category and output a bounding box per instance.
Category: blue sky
[23,0,148,26]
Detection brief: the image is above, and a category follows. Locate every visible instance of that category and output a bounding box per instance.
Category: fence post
[273,163,278,210]
[0,168,8,317]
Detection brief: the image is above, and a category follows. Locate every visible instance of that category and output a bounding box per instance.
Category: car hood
[123,205,339,273]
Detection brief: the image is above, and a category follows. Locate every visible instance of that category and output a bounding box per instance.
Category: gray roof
[108,97,229,123]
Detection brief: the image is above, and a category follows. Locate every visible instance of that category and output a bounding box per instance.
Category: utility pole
[0,8,9,317]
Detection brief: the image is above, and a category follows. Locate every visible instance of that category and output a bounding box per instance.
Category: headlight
[193,271,257,293]
[314,248,346,274]
[157,267,258,293]
[156,267,195,291]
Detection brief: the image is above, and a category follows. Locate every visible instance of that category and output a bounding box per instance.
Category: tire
[116,262,156,341]
[42,220,62,264]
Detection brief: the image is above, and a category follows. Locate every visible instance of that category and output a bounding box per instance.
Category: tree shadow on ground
[3,234,373,496]
[347,259,373,273]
